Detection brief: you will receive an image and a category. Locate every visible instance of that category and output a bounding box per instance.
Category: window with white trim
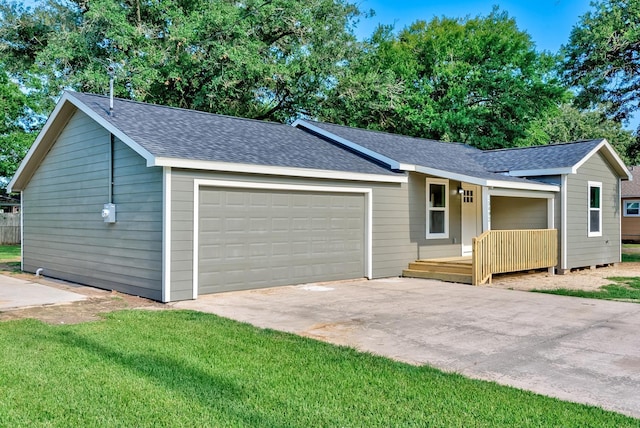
[624,200,640,217]
[588,181,602,237]
[426,178,448,239]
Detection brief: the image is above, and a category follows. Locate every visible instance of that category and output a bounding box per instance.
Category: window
[426,178,448,239]
[624,200,640,217]
[588,181,602,237]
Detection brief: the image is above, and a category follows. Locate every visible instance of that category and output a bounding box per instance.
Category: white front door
[461,184,481,256]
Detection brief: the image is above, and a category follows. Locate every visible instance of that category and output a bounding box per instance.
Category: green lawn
[0,310,636,427]
[0,244,20,263]
[622,252,640,262]
[533,276,640,303]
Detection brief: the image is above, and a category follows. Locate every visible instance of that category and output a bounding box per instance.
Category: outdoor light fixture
[457,186,464,194]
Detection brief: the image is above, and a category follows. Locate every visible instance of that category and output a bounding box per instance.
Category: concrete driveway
[174,277,640,418]
[0,274,86,310]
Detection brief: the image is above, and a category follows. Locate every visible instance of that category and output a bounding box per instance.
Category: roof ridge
[72,91,289,128]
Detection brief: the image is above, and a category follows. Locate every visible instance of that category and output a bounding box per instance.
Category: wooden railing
[472,229,557,285]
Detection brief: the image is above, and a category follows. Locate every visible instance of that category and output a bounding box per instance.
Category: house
[8,92,631,302]
[622,165,640,242]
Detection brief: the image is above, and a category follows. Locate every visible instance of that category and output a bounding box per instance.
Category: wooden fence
[472,229,557,285]
[0,213,20,245]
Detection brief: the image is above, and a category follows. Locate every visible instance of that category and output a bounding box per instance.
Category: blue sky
[353,0,592,53]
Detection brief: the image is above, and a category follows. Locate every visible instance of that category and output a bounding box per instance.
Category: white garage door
[197,186,366,294]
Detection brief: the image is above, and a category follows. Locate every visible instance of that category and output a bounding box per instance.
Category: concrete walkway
[0,274,86,310]
[174,277,640,418]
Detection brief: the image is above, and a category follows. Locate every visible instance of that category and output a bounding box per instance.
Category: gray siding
[491,196,547,230]
[22,110,163,300]
[169,170,417,301]
[565,152,621,268]
[412,175,463,259]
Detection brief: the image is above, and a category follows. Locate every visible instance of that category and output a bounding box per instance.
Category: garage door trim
[192,179,373,299]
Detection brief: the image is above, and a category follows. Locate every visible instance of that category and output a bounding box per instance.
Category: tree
[561,0,640,129]
[0,0,363,121]
[0,69,37,187]
[522,103,635,162]
[315,9,566,149]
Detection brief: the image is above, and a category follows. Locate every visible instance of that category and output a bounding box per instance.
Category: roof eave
[152,157,408,183]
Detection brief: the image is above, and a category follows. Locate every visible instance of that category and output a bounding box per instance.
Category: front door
[461,184,481,256]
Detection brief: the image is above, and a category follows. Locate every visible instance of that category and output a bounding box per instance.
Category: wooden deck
[402,256,473,284]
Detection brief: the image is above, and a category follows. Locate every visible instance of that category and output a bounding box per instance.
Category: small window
[624,200,640,217]
[588,181,602,237]
[426,178,448,239]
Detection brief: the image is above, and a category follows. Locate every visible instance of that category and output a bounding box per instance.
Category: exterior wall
[411,174,463,259]
[565,152,621,268]
[621,197,640,241]
[22,110,163,300]
[169,170,417,301]
[490,196,547,230]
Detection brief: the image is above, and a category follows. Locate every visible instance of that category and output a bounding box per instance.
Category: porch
[403,229,558,285]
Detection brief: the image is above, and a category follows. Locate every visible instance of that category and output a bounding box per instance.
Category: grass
[622,252,640,262]
[0,310,636,427]
[533,277,640,303]
[0,244,20,263]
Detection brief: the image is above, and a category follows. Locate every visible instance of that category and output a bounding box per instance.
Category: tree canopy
[0,0,363,121]
[561,0,640,129]
[314,9,567,149]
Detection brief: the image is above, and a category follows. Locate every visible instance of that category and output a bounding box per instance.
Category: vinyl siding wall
[490,196,548,230]
[22,110,163,300]
[169,170,418,301]
[412,174,463,259]
[565,152,621,268]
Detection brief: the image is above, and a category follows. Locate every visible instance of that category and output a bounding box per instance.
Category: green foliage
[316,9,566,149]
[0,69,37,185]
[522,103,636,161]
[532,277,640,303]
[0,310,635,426]
[561,0,640,126]
[0,0,362,121]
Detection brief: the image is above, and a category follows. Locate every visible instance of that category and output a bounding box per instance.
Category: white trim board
[191,179,373,300]
[162,167,172,303]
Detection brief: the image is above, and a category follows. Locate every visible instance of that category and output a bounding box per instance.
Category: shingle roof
[70,92,402,177]
[474,140,604,172]
[622,166,640,197]
[303,121,545,184]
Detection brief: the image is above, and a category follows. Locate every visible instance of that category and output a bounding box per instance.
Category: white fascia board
[414,165,559,192]
[7,92,73,192]
[414,165,489,185]
[292,120,404,171]
[487,188,557,199]
[573,139,631,179]
[507,167,574,177]
[64,92,156,165]
[152,157,408,183]
[484,180,559,192]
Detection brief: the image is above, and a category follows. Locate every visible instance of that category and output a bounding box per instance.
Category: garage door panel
[198,187,365,295]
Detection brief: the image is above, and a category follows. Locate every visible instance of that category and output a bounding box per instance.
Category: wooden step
[402,269,472,284]
[408,261,472,275]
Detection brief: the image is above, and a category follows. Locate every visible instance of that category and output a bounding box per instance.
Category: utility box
[102,203,116,223]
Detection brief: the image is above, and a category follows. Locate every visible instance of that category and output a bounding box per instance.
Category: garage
[195,183,368,294]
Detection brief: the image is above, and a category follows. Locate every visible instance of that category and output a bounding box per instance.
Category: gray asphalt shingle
[71,92,402,177]
[475,140,604,172]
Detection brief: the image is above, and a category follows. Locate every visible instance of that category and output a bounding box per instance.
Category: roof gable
[9,92,405,191]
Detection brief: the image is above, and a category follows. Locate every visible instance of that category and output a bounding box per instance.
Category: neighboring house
[0,194,20,214]
[8,92,631,302]
[622,165,640,242]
